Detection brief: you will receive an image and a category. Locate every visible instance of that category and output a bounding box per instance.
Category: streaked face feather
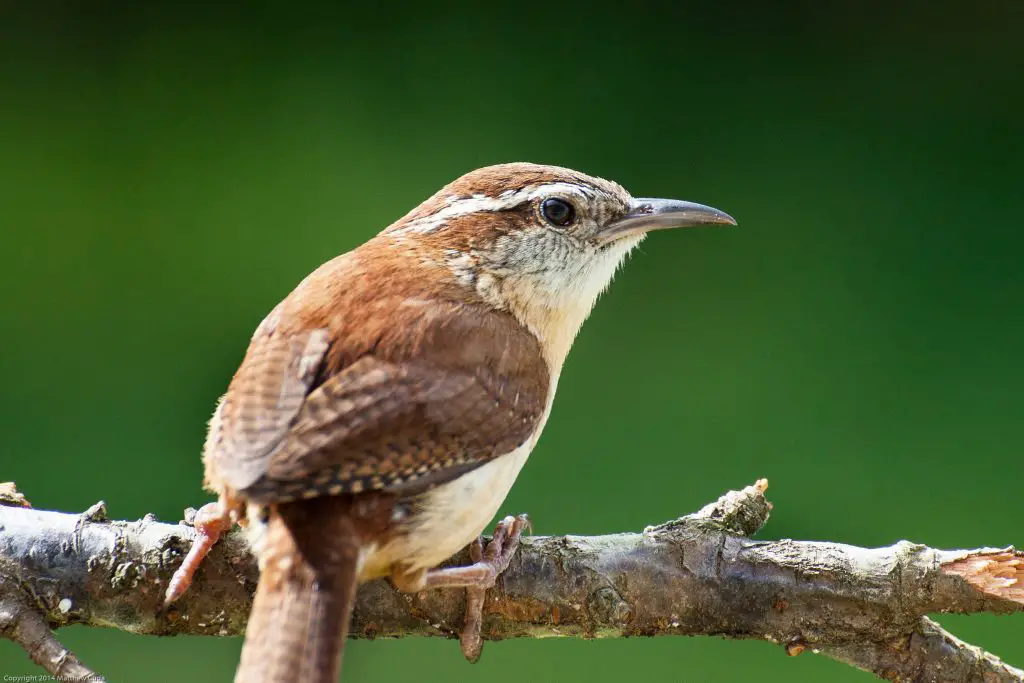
[381,163,644,370]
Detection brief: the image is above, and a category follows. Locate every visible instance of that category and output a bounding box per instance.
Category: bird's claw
[460,513,530,662]
[164,502,233,606]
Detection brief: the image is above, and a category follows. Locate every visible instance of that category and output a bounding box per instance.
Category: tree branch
[0,587,105,682]
[824,617,1024,682]
[0,480,1020,682]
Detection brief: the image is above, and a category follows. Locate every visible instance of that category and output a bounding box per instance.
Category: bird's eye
[541,198,576,227]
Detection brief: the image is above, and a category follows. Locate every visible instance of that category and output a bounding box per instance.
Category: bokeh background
[2,1,1022,681]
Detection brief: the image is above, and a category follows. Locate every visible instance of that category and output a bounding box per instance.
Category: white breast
[370,373,560,574]
[397,440,533,570]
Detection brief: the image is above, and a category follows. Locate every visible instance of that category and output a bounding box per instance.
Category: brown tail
[234,498,362,683]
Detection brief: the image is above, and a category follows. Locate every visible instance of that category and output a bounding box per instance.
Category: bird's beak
[596,198,736,244]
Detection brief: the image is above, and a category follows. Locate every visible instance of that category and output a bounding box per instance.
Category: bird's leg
[422,514,530,663]
[164,500,237,605]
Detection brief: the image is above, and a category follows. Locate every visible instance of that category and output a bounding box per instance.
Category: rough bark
[0,480,1020,682]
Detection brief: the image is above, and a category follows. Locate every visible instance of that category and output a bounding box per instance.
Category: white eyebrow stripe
[389,182,595,235]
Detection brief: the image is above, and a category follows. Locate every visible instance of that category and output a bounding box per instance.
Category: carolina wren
[165,163,735,683]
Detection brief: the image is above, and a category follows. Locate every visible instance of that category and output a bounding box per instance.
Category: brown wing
[206,301,549,506]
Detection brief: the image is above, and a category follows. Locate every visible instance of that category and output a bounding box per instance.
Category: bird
[163,162,735,683]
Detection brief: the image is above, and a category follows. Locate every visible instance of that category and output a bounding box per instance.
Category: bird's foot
[423,514,530,663]
[164,501,234,606]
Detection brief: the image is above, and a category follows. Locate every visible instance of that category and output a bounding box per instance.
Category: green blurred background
[2,1,1022,680]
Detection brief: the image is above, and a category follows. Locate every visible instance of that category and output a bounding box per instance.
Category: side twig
[0,582,104,681]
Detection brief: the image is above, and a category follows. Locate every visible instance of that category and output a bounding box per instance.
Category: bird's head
[382,162,735,370]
